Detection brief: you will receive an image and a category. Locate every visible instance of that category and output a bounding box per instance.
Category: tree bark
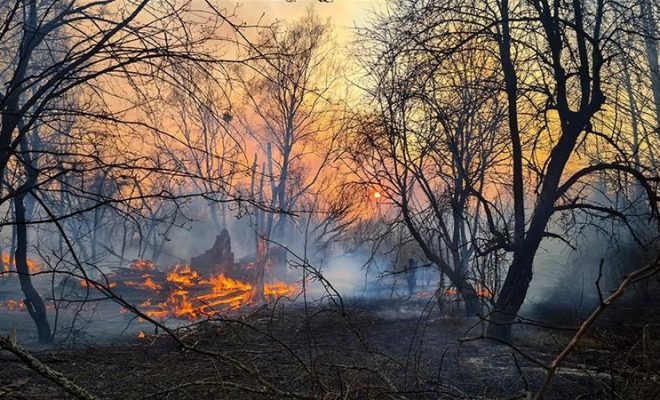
[456,275,481,317]
[486,249,536,341]
[251,234,267,303]
[14,193,51,344]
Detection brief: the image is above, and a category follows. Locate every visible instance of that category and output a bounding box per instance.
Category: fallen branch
[0,336,100,400]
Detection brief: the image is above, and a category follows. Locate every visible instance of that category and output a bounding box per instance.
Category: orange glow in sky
[228,0,379,40]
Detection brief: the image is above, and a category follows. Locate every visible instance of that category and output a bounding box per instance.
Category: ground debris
[1,300,658,399]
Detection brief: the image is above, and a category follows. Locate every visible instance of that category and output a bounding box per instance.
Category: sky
[229,0,380,40]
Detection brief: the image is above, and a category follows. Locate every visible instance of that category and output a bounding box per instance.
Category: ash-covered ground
[1,296,658,399]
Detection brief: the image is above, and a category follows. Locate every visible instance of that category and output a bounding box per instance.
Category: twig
[533,256,660,400]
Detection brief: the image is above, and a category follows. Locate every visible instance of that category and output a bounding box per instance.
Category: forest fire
[125,275,162,292]
[0,298,54,312]
[166,264,201,287]
[143,271,297,320]
[442,286,492,299]
[1,2,658,399]
[2,299,25,311]
[79,280,117,289]
[0,253,40,277]
[91,259,298,321]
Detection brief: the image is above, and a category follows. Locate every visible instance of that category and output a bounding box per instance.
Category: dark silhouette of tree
[358,0,659,340]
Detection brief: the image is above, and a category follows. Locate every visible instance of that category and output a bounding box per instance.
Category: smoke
[304,254,372,299]
[523,216,660,322]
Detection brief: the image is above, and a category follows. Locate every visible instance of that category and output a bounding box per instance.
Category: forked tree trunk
[14,193,51,344]
[485,252,535,341]
[487,214,547,340]
[486,0,606,341]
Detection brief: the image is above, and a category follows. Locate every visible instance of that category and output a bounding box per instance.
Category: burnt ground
[1,297,659,400]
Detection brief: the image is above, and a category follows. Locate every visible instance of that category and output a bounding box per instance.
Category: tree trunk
[119,220,128,269]
[14,193,51,344]
[486,1,526,339]
[406,258,417,296]
[640,0,660,132]
[10,209,17,272]
[251,234,267,303]
[456,276,480,317]
[486,237,540,341]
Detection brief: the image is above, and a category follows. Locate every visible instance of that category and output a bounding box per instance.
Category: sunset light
[0,0,657,398]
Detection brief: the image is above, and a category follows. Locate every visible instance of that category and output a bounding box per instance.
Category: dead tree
[239,10,340,249]
[352,16,507,315]
[359,0,658,338]
[251,234,268,303]
[0,0,263,341]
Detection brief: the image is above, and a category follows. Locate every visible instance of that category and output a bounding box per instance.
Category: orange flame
[166,264,201,287]
[476,286,493,298]
[5,299,25,311]
[1,253,40,277]
[79,280,117,289]
[443,285,493,299]
[130,259,156,271]
[140,267,297,320]
[1,298,54,312]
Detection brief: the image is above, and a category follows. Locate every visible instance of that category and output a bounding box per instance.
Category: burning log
[65,232,297,321]
[143,272,296,320]
[106,259,168,297]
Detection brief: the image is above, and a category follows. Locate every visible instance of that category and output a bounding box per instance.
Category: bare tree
[238,10,342,299]
[357,0,659,341]
[0,0,260,342]
[240,10,340,242]
[352,9,508,314]
[484,0,658,341]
